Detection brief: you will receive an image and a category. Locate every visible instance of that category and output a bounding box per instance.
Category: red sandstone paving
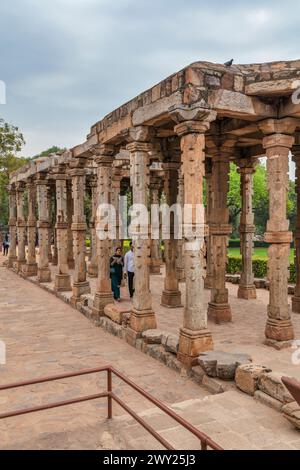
[1,257,300,449]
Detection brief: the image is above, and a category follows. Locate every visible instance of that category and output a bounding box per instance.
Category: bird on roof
[224,59,234,67]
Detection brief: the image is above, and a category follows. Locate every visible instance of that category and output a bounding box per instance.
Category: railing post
[201,440,208,450]
[107,368,112,419]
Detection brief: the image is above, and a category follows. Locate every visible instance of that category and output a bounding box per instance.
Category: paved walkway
[1,259,300,449]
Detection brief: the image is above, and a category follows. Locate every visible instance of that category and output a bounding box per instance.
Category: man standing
[124,242,135,299]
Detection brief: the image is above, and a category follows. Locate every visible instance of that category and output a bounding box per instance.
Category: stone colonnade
[7,113,300,367]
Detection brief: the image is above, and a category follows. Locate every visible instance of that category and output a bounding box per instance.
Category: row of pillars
[7,117,300,366]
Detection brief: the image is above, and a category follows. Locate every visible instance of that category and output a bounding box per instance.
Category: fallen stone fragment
[282,401,300,430]
[142,329,165,344]
[104,304,131,325]
[198,351,252,380]
[258,372,294,404]
[161,334,179,354]
[235,364,272,396]
[254,390,283,411]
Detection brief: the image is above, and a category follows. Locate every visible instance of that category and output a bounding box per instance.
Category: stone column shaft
[126,134,157,342]
[23,180,38,277]
[16,183,26,272]
[88,176,98,278]
[263,133,295,347]
[292,144,300,313]
[174,116,215,367]
[92,150,114,317]
[150,178,161,275]
[176,169,185,282]
[69,164,90,304]
[54,174,71,292]
[204,159,213,289]
[237,161,257,299]
[161,162,182,307]
[36,177,51,282]
[66,180,74,269]
[8,186,17,268]
[207,155,232,323]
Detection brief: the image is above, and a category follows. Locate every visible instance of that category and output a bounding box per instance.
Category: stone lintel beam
[246,78,300,97]
[258,117,300,137]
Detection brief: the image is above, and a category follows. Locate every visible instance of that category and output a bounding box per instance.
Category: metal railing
[0,365,222,450]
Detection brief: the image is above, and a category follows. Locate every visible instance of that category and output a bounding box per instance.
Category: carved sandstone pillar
[235,159,257,299]
[292,140,300,313]
[23,179,38,277]
[150,176,161,275]
[8,185,17,268]
[161,162,182,307]
[67,179,74,269]
[36,175,52,282]
[88,175,99,278]
[126,127,157,342]
[207,152,232,323]
[54,169,71,292]
[92,147,114,317]
[204,158,213,289]
[263,132,295,346]
[69,161,90,304]
[172,107,215,367]
[16,182,26,272]
[47,185,54,263]
[176,168,185,282]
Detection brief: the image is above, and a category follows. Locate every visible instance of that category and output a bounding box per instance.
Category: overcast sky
[0,0,299,157]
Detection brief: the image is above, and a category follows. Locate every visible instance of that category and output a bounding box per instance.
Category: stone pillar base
[292,296,300,313]
[37,268,52,283]
[238,285,257,300]
[129,308,157,334]
[176,267,185,282]
[54,274,71,292]
[8,256,17,268]
[88,264,98,278]
[68,260,75,270]
[23,263,38,277]
[17,260,26,273]
[204,276,213,289]
[51,257,58,266]
[177,328,213,368]
[71,281,91,305]
[150,261,161,275]
[208,303,232,324]
[125,327,142,347]
[161,290,182,308]
[265,318,294,344]
[92,292,114,318]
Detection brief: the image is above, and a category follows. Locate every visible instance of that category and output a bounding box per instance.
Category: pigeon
[224,59,234,67]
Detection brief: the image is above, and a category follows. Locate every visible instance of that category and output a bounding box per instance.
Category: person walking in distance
[110,246,124,302]
[124,242,135,299]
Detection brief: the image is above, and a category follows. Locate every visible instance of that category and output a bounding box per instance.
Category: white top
[124,249,135,273]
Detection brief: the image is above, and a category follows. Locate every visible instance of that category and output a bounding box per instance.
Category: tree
[33,146,66,159]
[0,118,27,227]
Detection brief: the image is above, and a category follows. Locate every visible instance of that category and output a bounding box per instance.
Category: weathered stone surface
[282,402,300,430]
[161,333,179,354]
[254,390,283,411]
[104,304,131,325]
[141,329,165,344]
[202,375,226,395]
[198,351,252,380]
[258,372,294,404]
[235,364,272,396]
[190,366,205,384]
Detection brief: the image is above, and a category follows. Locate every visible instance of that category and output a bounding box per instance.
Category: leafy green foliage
[227,256,296,283]
[0,118,28,227]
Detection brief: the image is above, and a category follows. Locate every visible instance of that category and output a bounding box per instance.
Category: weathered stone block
[190,366,206,384]
[104,304,131,325]
[142,329,165,344]
[198,351,252,380]
[282,401,300,430]
[254,390,283,411]
[258,372,294,404]
[202,375,226,395]
[161,333,179,354]
[235,364,272,396]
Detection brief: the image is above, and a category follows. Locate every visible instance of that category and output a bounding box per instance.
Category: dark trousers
[3,245,8,256]
[111,274,120,300]
[128,271,135,298]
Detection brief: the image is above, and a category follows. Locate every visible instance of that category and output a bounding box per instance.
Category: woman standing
[110,246,124,302]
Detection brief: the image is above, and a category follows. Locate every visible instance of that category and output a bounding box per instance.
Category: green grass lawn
[228,247,295,261]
